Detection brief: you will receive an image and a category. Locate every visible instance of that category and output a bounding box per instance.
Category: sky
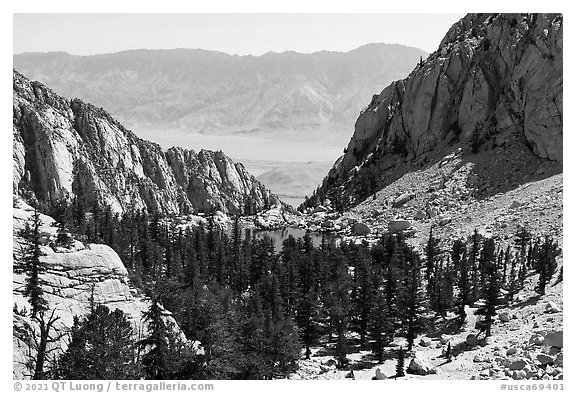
[13,13,465,56]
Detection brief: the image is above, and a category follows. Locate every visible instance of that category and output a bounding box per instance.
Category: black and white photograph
[8,3,565,388]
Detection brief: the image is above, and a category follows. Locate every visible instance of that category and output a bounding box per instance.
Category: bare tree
[14,308,65,379]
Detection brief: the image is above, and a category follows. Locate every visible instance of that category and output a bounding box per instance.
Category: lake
[245,227,329,252]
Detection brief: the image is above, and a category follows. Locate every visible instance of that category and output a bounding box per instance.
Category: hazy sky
[13,13,465,56]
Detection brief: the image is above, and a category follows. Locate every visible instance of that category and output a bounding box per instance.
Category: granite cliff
[311,13,562,208]
[13,70,281,215]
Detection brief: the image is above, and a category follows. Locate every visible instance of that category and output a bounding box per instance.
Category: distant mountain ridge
[13,70,282,215]
[13,44,427,139]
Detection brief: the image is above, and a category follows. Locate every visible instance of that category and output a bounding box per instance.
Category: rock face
[312,13,562,208]
[12,201,187,379]
[13,70,281,215]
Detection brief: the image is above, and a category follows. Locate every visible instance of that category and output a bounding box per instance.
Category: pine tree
[351,243,374,347]
[397,248,428,350]
[446,341,452,361]
[323,248,352,367]
[18,209,48,318]
[514,227,532,270]
[382,234,403,310]
[502,245,511,284]
[534,236,561,295]
[180,283,238,379]
[425,227,441,281]
[396,346,405,377]
[469,229,482,302]
[478,237,496,294]
[451,239,466,272]
[139,300,196,379]
[258,272,301,378]
[279,235,300,315]
[517,259,527,291]
[475,260,502,337]
[58,305,141,379]
[456,244,470,327]
[369,266,393,364]
[294,234,323,359]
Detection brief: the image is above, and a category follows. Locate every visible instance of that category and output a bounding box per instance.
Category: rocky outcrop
[12,201,190,379]
[13,70,282,215]
[313,13,562,208]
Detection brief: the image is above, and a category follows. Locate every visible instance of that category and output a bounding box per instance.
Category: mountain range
[13,44,427,144]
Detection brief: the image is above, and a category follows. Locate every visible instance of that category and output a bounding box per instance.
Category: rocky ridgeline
[314,13,562,208]
[12,200,194,379]
[13,70,282,216]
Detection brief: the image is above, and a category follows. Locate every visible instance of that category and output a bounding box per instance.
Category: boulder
[498,311,511,322]
[419,337,432,347]
[509,358,529,370]
[544,331,563,348]
[548,346,561,356]
[388,219,411,233]
[414,210,427,220]
[351,222,371,236]
[554,353,563,367]
[507,348,520,356]
[545,301,562,313]
[510,200,522,209]
[466,334,478,346]
[439,334,451,345]
[393,193,413,208]
[536,354,554,365]
[530,335,545,346]
[426,206,439,218]
[319,364,331,373]
[512,370,527,380]
[429,180,444,191]
[407,353,436,375]
[438,216,452,226]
